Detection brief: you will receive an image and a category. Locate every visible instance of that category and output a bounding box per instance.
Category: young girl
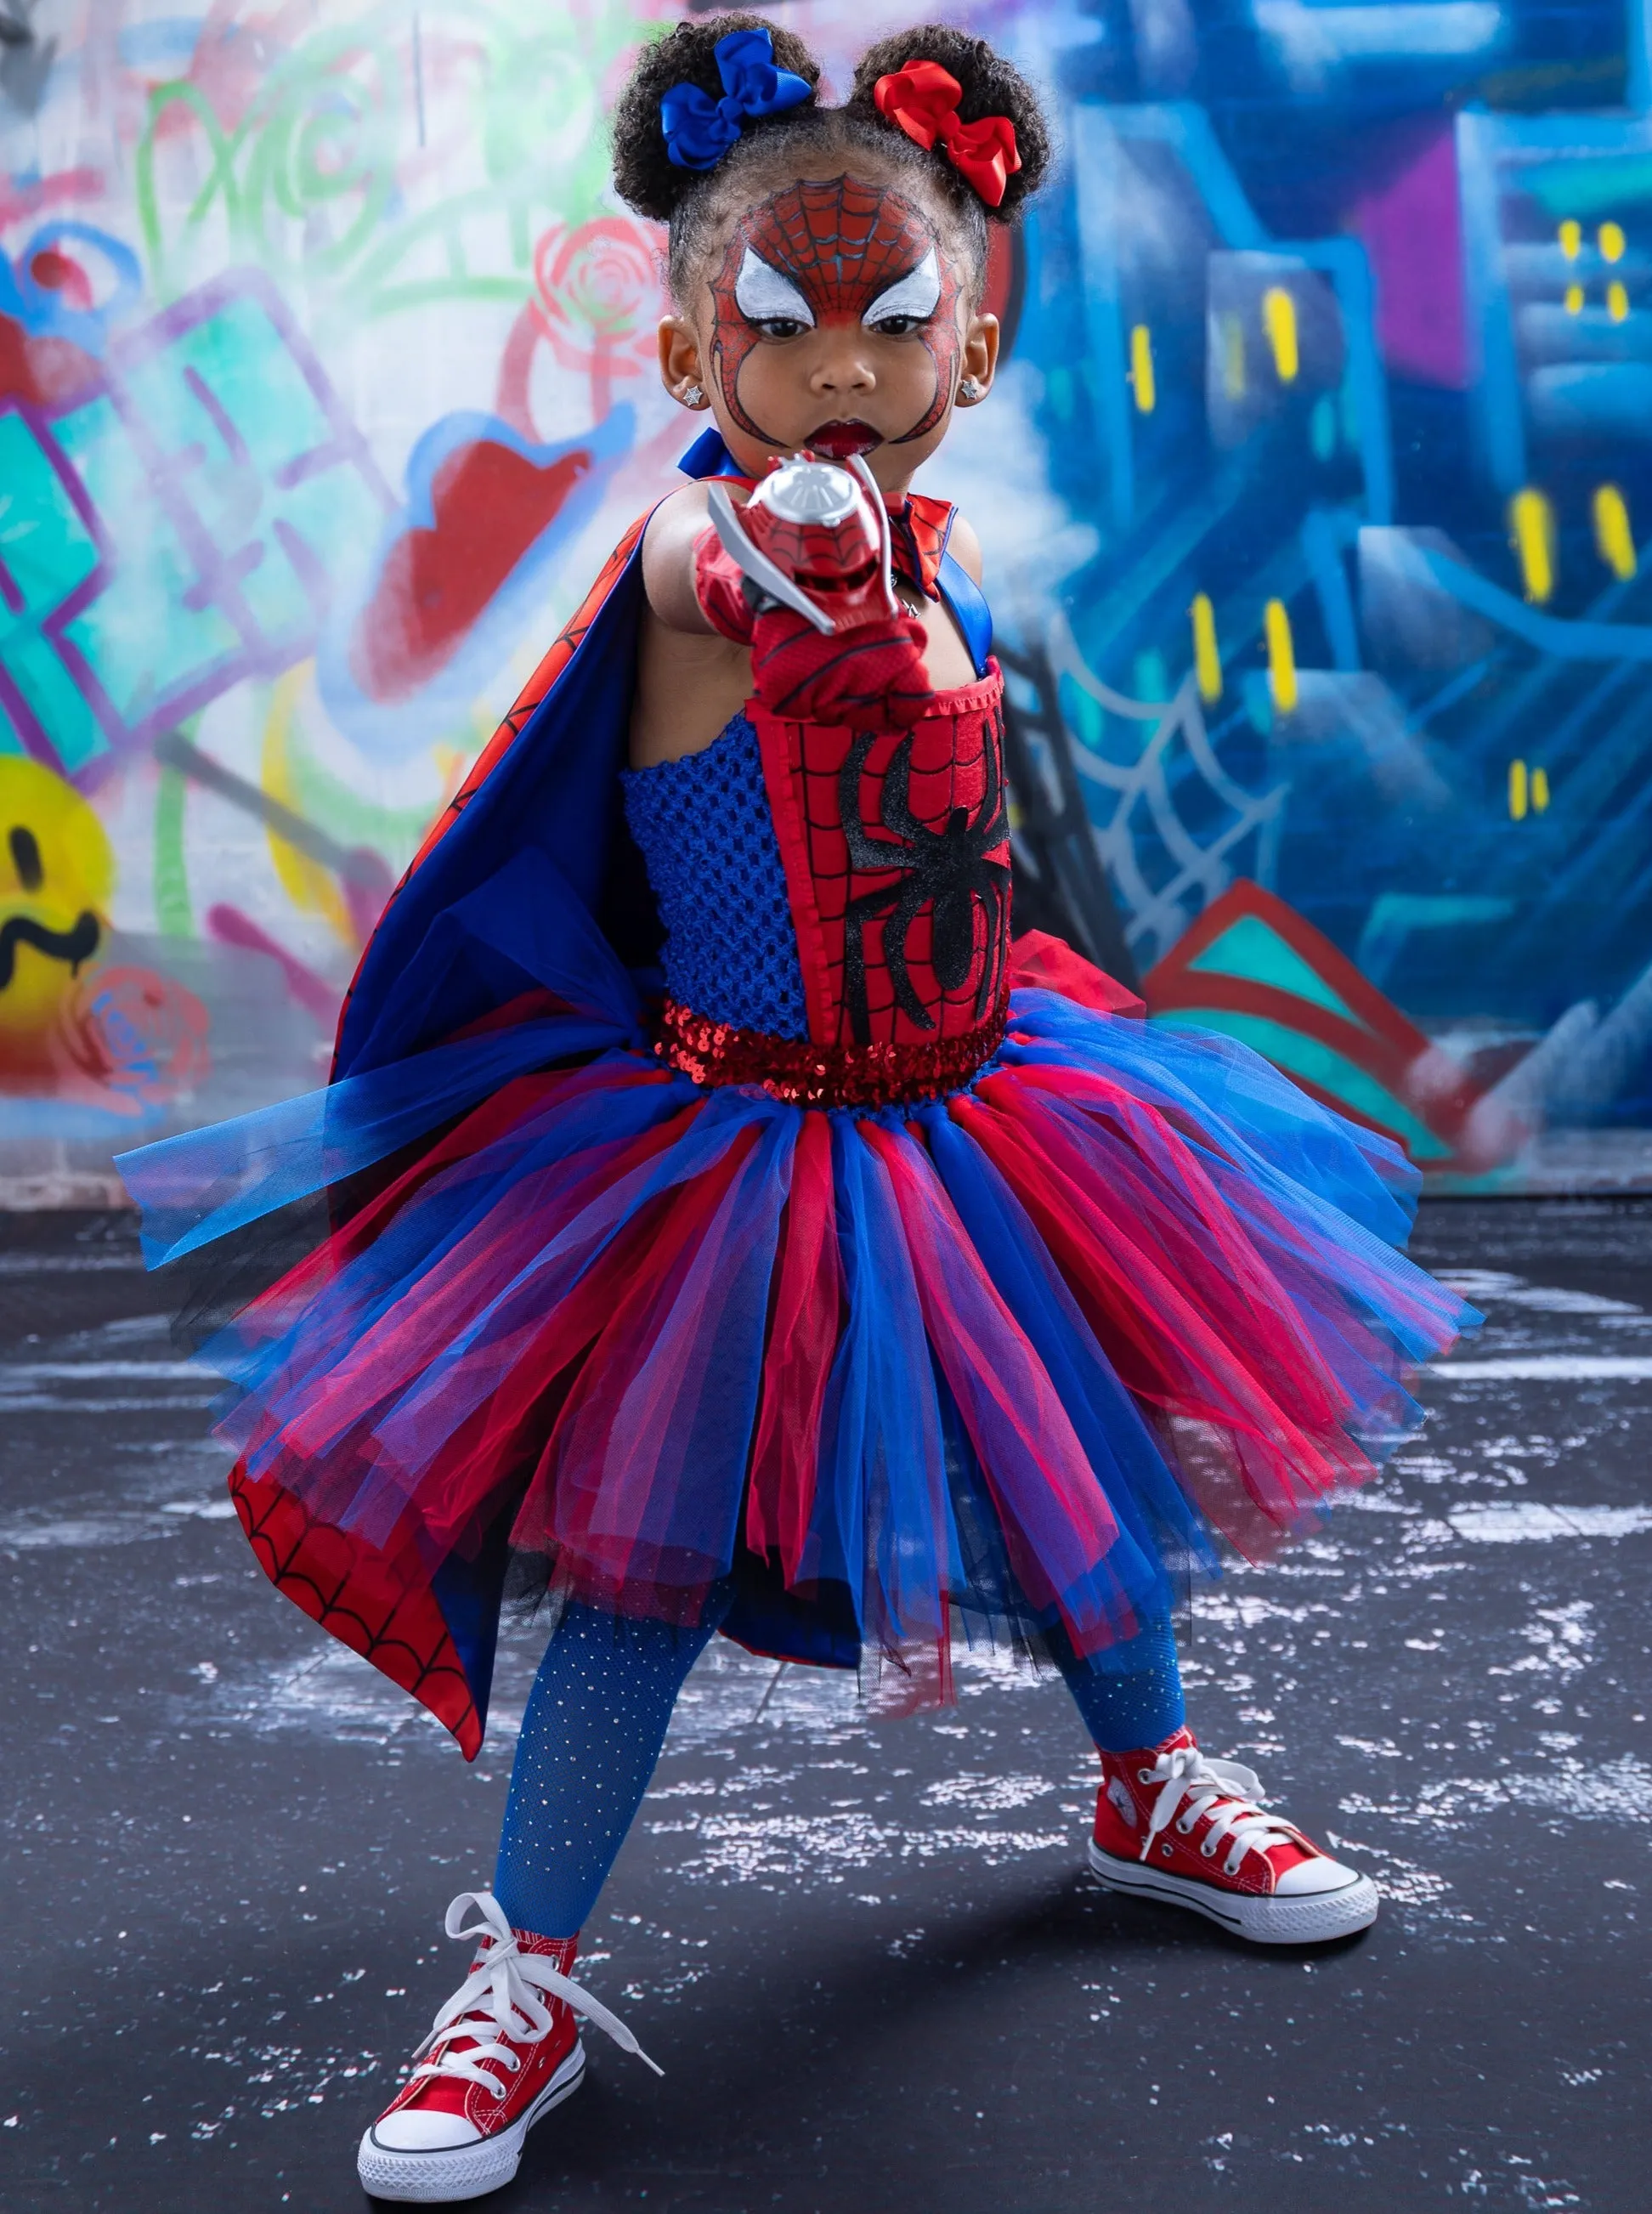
[120,16,1471,2204]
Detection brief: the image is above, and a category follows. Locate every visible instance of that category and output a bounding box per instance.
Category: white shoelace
[1134,1744,1304,1878]
[409,1892,662,2103]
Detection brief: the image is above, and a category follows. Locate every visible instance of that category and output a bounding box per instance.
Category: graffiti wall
[3,0,1651,1198]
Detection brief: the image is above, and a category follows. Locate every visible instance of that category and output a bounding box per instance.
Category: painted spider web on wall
[1033,612,1289,968]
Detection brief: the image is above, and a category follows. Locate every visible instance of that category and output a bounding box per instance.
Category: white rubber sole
[357,2040,586,2204]
[1087,1841,1378,1945]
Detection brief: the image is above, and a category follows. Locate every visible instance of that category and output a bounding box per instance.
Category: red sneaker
[1088,1728,1378,1945]
[357,1891,659,2204]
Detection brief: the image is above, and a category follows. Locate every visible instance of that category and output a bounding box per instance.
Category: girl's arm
[638,482,727,634]
[631,486,753,768]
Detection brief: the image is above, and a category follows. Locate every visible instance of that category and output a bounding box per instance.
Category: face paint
[709,176,963,447]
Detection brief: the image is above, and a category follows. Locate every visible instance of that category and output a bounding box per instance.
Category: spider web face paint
[709,176,964,447]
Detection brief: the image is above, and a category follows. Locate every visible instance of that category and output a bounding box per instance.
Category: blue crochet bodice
[620,712,809,1040]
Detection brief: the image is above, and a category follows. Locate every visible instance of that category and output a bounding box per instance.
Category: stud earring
[680,383,706,408]
[958,377,985,402]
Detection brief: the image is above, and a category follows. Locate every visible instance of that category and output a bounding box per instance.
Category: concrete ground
[0,1199,1647,2214]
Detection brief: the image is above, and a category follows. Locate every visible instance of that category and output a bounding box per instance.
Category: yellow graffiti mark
[1607,278,1629,322]
[1264,599,1298,713]
[1593,484,1637,580]
[1509,487,1555,603]
[261,668,354,948]
[1532,766,1551,813]
[1559,218,1582,260]
[1564,282,1584,315]
[1509,759,1529,820]
[0,756,115,1056]
[1262,286,1298,383]
[1129,323,1156,414]
[1191,593,1222,703]
[1599,220,1627,263]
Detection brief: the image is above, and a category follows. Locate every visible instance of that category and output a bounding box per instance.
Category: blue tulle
[999,989,1420,1249]
[118,847,648,1268]
[805,1125,953,1648]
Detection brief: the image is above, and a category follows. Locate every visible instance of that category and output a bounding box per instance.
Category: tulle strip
[116,1005,638,1268]
[131,983,1476,1669]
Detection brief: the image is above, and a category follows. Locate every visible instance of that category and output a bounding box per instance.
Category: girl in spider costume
[120,16,1473,2203]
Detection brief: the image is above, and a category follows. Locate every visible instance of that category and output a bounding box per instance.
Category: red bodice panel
[748,669,1011,1051]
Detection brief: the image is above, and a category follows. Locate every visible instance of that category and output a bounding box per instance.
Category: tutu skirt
[121,928,1472,1685]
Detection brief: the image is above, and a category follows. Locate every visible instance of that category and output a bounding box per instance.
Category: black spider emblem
[839,723,1011,1042]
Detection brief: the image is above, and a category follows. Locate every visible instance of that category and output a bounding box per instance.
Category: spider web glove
[693,526,934,733]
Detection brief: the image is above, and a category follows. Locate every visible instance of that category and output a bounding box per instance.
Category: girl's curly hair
[609,14,1051,303]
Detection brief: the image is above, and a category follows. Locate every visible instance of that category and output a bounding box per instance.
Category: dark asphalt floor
[1,1200,1648,2214]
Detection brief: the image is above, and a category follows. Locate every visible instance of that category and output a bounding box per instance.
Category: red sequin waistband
[655,996,1009,1108]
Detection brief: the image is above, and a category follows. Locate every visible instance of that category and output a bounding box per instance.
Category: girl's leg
[493,1595,727,1938]
[361,1599,720,2197]
[1053,1611,1185,1752]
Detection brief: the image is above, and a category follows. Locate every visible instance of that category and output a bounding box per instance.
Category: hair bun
[611,14,822,223]
[846,23,1050,218]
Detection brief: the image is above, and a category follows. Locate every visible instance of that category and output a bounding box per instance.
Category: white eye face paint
[733,248,817,329]
[863,246,941,330]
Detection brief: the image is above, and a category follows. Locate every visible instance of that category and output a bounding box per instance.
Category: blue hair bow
[660,26,812,173]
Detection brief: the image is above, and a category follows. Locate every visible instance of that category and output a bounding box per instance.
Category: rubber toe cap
[369,2106,484,2152]
[1273,1853,1364,1897]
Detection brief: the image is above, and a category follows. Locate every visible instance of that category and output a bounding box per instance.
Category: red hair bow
[874,58,1021,209]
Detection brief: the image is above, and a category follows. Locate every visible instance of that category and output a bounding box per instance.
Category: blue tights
[493,1600,1184,1939]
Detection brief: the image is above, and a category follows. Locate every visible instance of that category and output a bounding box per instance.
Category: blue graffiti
[1014,0,1652,1118]
[0,268,394,778]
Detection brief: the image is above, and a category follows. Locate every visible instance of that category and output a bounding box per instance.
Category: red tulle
[746,1113,840,1581]
[950,1068,1378,1544]
[513,1120,769,1590]
[1005,931,1145,1017]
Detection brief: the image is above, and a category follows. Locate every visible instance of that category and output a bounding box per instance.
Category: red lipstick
[805,420,883,460]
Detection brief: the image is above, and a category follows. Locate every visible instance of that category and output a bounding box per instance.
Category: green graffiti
[135,0,644,324]
[137,26,399,301]
[152,758,194,939]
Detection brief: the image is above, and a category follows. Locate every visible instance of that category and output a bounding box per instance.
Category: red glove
[694,526,933,731]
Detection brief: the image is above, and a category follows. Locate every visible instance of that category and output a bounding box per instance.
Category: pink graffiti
[0,169,105,233]
[43,964,212,1113]
[498,217,662,432]
[206,904,339,1026]
[144,0,320,140]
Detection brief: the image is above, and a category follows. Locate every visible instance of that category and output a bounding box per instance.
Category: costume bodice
[623,669,1011,1064]
[620,715,810,1041]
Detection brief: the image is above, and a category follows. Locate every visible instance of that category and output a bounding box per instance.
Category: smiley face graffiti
[0,756,113,1073]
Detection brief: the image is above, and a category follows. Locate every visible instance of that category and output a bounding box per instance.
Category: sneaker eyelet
[1161,1843,1174,1858]
[1137,1769,1152,1784]
[1201,1841,1216,1857]
[1176,1818,1194,1834]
